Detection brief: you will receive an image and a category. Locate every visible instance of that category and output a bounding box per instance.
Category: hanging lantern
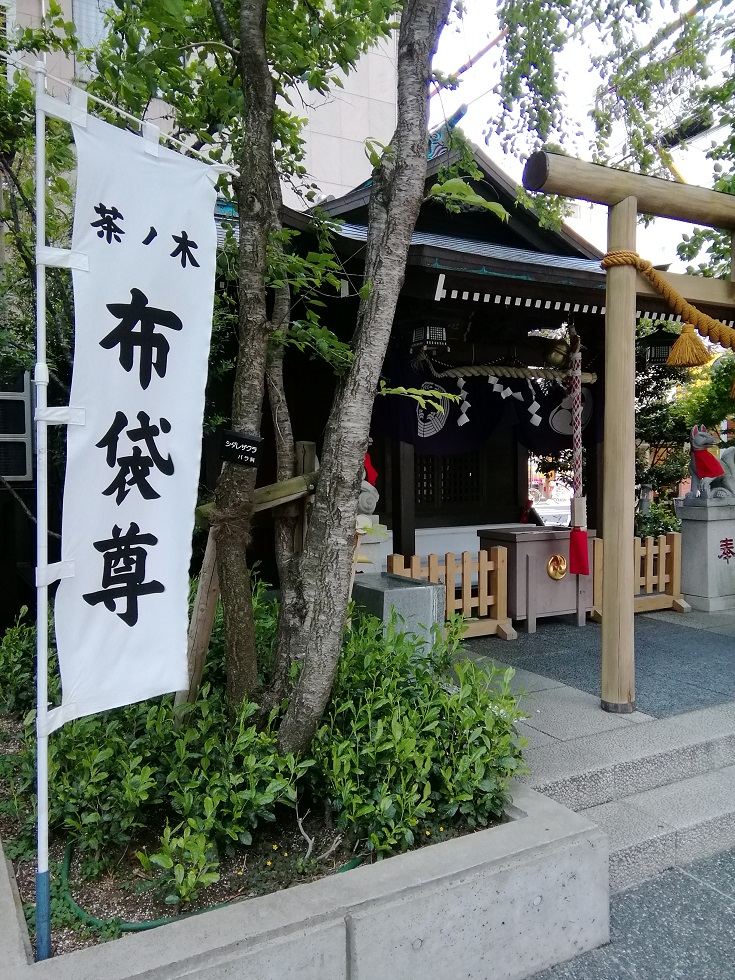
[410,320,448,352]
[639,328,679,367]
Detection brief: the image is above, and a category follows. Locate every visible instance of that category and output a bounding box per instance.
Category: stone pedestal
[351,573,445,646]
[354,519,388,571]
[679,499,735,611]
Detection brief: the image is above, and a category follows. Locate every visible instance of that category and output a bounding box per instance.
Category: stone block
[0,855,31,971]
[349,823,609,980]
[582,800,677,893]
[351,573,445,646]
[521,687,654,743]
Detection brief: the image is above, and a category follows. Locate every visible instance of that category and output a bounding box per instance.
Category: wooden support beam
[196,471,318,528]
[523,152,735,230]
[635,269,735,311]
[175,529,219,711]
[253,471,318,512]
[391,440,416,558]
[601,197,637,713]
[294,441,317,553]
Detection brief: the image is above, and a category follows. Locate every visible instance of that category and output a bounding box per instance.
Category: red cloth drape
[363,452,378,486]
[569,528,589,576]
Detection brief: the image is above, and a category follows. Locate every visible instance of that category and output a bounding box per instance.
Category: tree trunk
[263,286,301,703]
[210,0,279,705]
[277,0,452,754]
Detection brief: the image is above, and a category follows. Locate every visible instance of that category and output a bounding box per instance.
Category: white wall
[360,522,530,573]
[13,0,75,93]
[281,34,398,209]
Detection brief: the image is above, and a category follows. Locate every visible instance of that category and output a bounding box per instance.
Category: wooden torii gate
[523,153,735,712]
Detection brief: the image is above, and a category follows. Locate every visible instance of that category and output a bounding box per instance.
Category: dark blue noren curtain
[372,357,601,456]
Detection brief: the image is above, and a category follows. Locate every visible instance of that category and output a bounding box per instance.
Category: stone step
[522,701,735,810]
[581,763,735,892]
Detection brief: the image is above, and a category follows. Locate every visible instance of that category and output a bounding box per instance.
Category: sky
[429,2,721,269]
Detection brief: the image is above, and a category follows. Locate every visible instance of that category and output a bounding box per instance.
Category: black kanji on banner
[83,522,165,627]
[95,410,174,504]
[91,203,124,243]
[101,288,183,389]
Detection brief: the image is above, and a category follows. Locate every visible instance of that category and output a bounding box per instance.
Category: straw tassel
[666,322,711,367]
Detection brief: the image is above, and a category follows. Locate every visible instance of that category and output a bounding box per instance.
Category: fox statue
[688,424,725,497]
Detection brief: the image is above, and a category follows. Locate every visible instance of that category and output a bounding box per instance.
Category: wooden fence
[387,548,517,639]
[591,532,690,619]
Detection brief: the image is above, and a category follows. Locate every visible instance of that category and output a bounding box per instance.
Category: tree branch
[0,158,36,224]
[0,474,61,539]
[208,0,237,50]
[179,40,239,56]
[2,171,37,284]
[295,804,314,861]
[49,369,70,397]
[608,0,720,86]
[315,835,342,863]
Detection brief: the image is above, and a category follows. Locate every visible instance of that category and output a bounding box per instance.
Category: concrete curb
[0,786,608,979]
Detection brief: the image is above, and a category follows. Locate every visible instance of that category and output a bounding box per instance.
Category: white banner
[49,116,218,733]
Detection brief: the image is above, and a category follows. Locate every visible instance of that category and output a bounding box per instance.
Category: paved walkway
[463,608,735,980]
[469,609,735,720]
[530,846,735,979]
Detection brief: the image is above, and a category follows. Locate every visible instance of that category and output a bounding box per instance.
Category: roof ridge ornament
[427,105,468,161]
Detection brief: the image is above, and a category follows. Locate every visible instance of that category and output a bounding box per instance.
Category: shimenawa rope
[601,249,726,367]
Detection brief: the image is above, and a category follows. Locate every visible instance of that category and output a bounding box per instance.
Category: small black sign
[221,431,263,467]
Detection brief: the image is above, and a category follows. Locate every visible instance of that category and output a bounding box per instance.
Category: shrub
[13,681,309,900]
[309,614,527,854]
[137,822,220,905]
[157,690,312,852]
[0,605,62,718]
[15,700,164,858]
[0,607,50,714]
[635,498,681,538]
[1,591,527,903]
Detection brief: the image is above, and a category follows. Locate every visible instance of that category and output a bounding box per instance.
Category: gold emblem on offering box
[547,554,567,580]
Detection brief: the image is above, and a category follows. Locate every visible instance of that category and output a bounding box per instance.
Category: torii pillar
[523,153,735,712]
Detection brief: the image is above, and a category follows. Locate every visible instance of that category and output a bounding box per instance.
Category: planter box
[0,787,608,980]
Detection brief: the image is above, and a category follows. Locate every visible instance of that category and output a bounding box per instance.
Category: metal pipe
[34,57,52,963]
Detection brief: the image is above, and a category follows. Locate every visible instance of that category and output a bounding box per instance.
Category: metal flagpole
[34,57,52,962]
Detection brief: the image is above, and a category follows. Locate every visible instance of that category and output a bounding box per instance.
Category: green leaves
[309,613,528,853]
[138,822,220,904]
[378,381,459,414]
[428,177,509,220]
[364,138,392,169]
[0,608,42,715]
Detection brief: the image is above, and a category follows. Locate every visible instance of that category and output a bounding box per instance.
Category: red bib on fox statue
[688,424,724,498]
[692,448,724,479]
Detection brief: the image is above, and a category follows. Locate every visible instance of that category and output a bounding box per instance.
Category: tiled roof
[335,223,605,276]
